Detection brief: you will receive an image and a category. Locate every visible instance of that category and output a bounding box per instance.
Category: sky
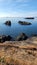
[0,0,37,17]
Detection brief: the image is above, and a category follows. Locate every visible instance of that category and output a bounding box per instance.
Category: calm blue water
[0,17,37,39]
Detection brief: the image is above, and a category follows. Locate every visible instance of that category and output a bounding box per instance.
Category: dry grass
[0,41,37,65]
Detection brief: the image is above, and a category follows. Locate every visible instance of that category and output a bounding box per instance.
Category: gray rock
[25,17,34,19]
[5,20,11,26]
[0,35,12,43]
[15,33,28,41]
[18,21,31,25]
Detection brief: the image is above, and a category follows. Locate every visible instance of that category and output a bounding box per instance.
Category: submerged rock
[18,21,31,25]
[5,20,11,26]
[15,33,28,41]
[0,35,12,43]
[32,34,37,37]
[25,17,34,19]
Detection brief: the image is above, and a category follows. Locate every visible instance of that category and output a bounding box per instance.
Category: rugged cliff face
[0,36,37,65]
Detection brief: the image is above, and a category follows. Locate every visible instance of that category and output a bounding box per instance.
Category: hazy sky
[0,0,37,17]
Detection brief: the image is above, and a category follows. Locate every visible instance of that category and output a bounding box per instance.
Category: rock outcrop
[15,33,28,41]
[0,35,12,43]
[18,21,31,25]
[4,20,11,26]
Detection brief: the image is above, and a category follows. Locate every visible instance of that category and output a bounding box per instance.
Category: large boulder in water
[0,35,12,43]
[18,21,31,25]
[15,33,28,41]
[5,20,11,26]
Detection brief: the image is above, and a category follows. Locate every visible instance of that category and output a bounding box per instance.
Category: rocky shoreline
[0,32,37,43]
[0,19,37,65]
[0,20,36,43]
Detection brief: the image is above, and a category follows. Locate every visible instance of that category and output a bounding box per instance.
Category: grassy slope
[0,39,37,65]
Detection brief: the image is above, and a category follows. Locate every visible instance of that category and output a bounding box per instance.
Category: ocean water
[0,17,37,39]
